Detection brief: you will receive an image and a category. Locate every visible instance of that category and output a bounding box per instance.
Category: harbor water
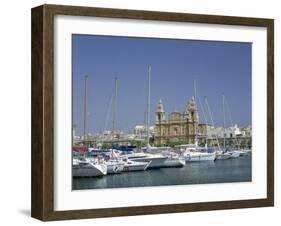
[72,155,252,190]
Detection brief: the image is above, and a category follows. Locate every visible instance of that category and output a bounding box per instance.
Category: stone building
[134,125,154,139]
[154,97,207,145]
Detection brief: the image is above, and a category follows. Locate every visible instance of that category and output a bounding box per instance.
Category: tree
[166,139,186,147]
[101,143,111,150]
[130,140,146,148]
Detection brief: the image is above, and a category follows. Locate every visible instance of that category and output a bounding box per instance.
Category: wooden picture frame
[31,4,274,221]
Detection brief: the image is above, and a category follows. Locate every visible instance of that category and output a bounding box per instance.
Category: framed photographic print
[31,4,274,221]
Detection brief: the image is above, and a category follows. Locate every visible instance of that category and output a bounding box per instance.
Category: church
[154,97,207,145]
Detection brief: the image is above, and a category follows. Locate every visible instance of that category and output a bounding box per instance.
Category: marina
[72,143,252,189]
[72,64,252,189]
[73,153,252,190]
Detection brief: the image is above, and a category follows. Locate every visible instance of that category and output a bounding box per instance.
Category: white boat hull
[106,162,124,174]
[229,151,240,158]
[216,153,232,160]
[234,149,251,157]
[145,157,167,169]
[163,158,186,167]
[185,152,216,162]
[72,164,107,177]
[125,154,168,169]
[122,160,150,172]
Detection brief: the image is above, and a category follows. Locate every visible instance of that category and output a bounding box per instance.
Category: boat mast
[83,75,88,142]
[146,65,151,147]
[194,80,198,146]
[194,80,209,147]
[112,77,118,136]
[223,94,226,149]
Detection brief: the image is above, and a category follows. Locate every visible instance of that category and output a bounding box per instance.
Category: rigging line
[198,94,208,147]
[103,88,114,132]
[222,94,226,149]
[83,75,88,141]
[205,97,221,151]
[225,96,234,127]
[193,80,198,144]
[198,93,208,125]
[224,96,240,149]
[146,65,151,147]
[194,79,208,124]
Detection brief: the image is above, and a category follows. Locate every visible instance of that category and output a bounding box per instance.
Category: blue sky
[72,34,252,135]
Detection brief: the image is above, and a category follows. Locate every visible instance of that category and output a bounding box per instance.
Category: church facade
[154,97,207,145]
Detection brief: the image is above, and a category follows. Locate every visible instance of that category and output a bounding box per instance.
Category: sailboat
[104,77,127,174]
[73,75,107,177]
[161,150,186,167]
[222,95,249,158]
[216,95,233,160]
[106,148,125,174]
[122,158,151,172]
[116,66,168,169]
[180,144,217,162]
[106,77,152,172]
[106,154,125,174]
[145,66,186,168]
[72,157,107,177]
[180,81,216,162]
[115,66,183,168]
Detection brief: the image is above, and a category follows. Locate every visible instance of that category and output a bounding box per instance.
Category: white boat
[217,149,242,159]
[160,150,186,167]
[235,149,251,157]
[219,94,232,160]
[119,152,168,169]
[185,151,216,162]
[72,158,107,177]
[216,151,232,160]
[122,159,151,172]
[106,159,124,174]
[228,150,241,158]
[133,65,169,169]
[221,95,251,158]
[163,156,186,167]
[177,144,216,162]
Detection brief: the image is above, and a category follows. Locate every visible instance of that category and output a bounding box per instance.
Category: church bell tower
[155,99,165,123]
